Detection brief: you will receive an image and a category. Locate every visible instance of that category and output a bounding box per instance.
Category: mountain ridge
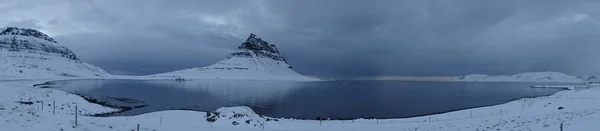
[454,71,583,83]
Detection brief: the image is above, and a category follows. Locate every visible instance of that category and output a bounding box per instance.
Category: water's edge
[35,79,574,120]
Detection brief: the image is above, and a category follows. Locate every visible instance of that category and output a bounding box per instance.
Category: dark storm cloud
[4,19,43,29]
[264,0,600,78]
[3,0,600,78]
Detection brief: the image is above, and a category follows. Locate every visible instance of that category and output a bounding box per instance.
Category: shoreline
[1,79,599,130]
[35,79,572,120]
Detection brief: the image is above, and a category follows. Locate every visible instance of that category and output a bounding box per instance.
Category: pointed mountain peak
[228,33,288,63]
[0,27,57,43]
[247,33,258,40]
[238,33,280,54]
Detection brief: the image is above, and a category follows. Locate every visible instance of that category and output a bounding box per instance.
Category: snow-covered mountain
[454,72,584,83]
[0,27,110,80]
[148,34,320,81]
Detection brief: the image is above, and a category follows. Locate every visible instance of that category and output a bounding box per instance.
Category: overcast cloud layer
[2,0,600,79]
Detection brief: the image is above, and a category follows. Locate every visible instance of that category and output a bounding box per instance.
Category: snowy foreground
[1,80,600,131]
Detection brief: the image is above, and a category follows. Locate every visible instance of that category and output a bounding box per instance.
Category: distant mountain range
[454,72,584,83]
[0,27,319,81]
[578,75,600,82]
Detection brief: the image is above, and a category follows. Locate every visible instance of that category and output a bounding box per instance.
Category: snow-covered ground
[2,79,600,131]
[454,72,584,83]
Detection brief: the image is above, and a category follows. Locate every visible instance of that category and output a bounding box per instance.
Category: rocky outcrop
[228,33,289,68]
[0,27,57,43]
[0,27,78,60]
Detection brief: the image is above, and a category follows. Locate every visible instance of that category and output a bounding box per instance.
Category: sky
[2,0,600,79]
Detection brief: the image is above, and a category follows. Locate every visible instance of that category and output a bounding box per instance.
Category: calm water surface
[45,80,564,119]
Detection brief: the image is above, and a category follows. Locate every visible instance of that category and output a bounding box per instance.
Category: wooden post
[470,111,472,119]
[499,108,502,115]
[41,101,44,111]
[53,101,56,114]
[376,119,379,125]
[160,117,162,125]
[75,105,78,127]
[317,117,322,126]
[560,123,563,131]
[137,124,140,131]
[429,116,431,123]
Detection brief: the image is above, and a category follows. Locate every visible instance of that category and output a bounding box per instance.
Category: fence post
[429,116,431,123]
[53,101,56,114]
[376,119,379,125]
[499,108,502,115]
[137,124,140,131]
[41,101,44,111]
[160,117,162,125]
[470,111,472,119]
[560,123,563,131]
[75,105,78,127]
[522,101,525,110]
[317,117,322,126]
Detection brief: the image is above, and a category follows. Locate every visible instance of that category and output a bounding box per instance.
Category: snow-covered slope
[148,34,320,81]
[454,72,584,83]
[0,27,111,80]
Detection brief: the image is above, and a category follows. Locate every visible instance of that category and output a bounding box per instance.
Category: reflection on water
[47,80,563,119]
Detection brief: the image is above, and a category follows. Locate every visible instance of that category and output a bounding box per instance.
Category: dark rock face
[585,76,598,81]
[238,34,280,54]
[0,27,57,43]
[229,34,288,63]
[0,27,78,60]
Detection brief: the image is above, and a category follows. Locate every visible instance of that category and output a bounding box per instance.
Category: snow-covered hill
[147,34,320,81]
[454,72,584,83]
[0,27,111,80]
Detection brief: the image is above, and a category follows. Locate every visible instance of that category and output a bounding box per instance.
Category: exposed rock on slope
[0,27,110,80]
[578,75,600,82]
[149,34,320,81]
